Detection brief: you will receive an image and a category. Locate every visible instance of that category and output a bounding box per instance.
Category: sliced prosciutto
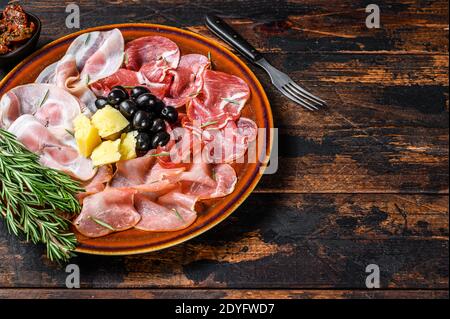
[110,154,156,187]
[74,188,141,238]
[0,84,82,130]
[8,115,96,181]
[163,54,210,107]
[124,36,180,98]
[202,117,258,163]
[90,68,146,97]
[187,69,250,129]
[134,192,197,232]
[78,165,114,203]
[187,164,237,199]
[36,29,125,111]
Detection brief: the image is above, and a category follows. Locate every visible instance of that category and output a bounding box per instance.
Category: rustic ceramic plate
[0,24,273,255]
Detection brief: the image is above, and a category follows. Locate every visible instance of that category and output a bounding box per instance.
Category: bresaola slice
[74,188,141,238]
[187,69,250,129]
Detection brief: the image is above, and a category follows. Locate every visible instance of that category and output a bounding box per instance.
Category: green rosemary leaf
[200,121,218,128]
[89,216,116,231]
[37,89,50,108]
[0,128,83,262]
[84,33,91,46]
[222,97,240,105]
[150,152,170,157]
[172,209,185,222]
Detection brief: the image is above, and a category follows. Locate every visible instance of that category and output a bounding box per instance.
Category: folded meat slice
[77,165,114,203]
[163,54,210,107]
[90,68,146,97]
[110,154,156,188]
[0,84,82,130]
[124,36,180,99]
[187,69,250,129]
[134,192,197,232]
[8,115,96,181]
[125,36,180,76]
[74,188,141,238]
[202,117,257,163]
[36,29,125,111]
[187,164,237,199]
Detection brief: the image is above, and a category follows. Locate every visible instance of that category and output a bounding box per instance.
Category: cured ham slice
[187,69,250,129]
[134,192,196,232]
[202,118,257,163]
[110,154,156,188]
[8,115,96,181]
[74,188,141,238]
[77,165,114,203]
[124,36,180,99]
[187,164,237,199]
[125,36,180,76]
[90,68,146,97]
[163,54,210,107]
[36,29,125,111]
[0,84,82,130]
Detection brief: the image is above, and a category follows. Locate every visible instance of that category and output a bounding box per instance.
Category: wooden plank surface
[1,194,447,289]
[0,289,448,299]
[0,0,448,298]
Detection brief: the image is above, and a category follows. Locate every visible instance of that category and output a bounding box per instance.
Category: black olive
[135,132,152,153]
[95,97,109,110]
[107,89,128,106]
[119,99,138,120]
[151,131,170,148]
[130,86,150,100]
[161,106,178,123]
[135,93,157,109]
[149,118,166,133]
[111,85,129,97]
[152,100,165,114]
[132,110,153,131]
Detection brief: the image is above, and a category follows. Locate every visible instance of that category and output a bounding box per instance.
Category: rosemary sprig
[37,89,50,108]
[172,209,185,222]
[0,129,83,262]
[222,97,240,105]
[150,152,170,157]
[65,129,74,137]
[84,33,91,46]
[200,121,218,128]
[89,216,115,231]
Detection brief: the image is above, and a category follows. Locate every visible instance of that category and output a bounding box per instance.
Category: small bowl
[0,11,41,66]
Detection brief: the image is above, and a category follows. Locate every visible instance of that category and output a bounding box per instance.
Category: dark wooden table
[0,0,448,299]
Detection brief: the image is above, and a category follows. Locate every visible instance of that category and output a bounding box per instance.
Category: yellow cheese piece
[90,140,122,166]
[119,131,137,160]
[73,114,101,157]
[91,105,129,138]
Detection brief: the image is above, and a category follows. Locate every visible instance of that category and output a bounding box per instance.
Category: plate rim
[0,23,273,256]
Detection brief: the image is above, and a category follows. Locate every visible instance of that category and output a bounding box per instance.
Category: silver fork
[205,15,326,110]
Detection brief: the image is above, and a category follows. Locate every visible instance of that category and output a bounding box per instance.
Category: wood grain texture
[0,0,448,298]
[0,194,447,289]
[0,289,448,299]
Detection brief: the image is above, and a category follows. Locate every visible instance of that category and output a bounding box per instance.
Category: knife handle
[205,14,262,63]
